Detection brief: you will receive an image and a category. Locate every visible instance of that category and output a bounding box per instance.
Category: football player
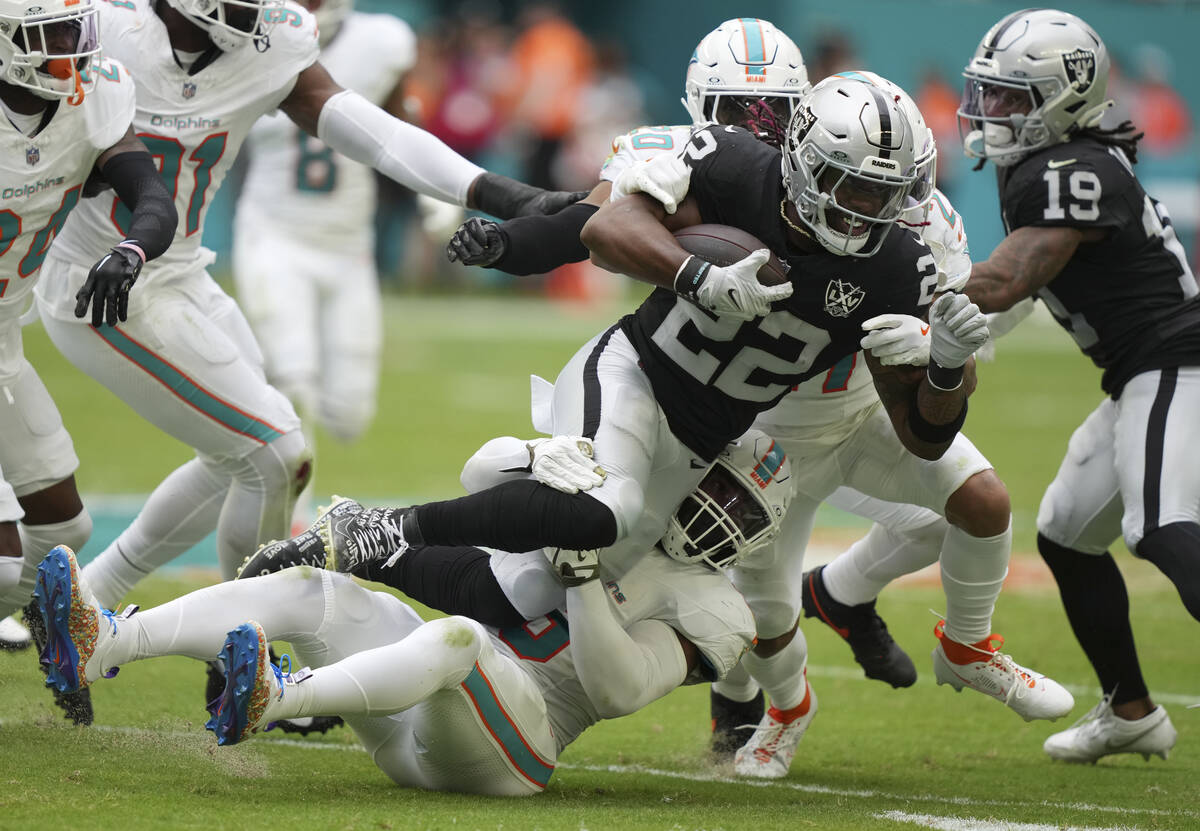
[0,0,177,722]
[231,0,415,455]
[30,0,582,624]
[451,25,1069,776]
[32,432,787,795]
[958,8,1195,763]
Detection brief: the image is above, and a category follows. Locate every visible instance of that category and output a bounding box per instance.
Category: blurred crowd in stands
[364,2,1195,297]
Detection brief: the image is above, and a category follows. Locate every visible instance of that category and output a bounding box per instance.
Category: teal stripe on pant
[96,325,285,444]
[460,664,554,789]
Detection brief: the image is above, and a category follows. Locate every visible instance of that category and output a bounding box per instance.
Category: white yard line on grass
[75,725,1195,823]
[874,810,1139,831]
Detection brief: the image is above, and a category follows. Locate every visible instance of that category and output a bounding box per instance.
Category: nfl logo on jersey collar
[182,82,197,100]
[25,146,39,166]
[824,278,865,317]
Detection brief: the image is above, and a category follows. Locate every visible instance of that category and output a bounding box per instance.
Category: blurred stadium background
[52,0,1200,570]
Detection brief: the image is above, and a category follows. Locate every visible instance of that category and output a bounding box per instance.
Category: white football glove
[544,547,600,587]
[528,436,607,494]
[689,249,793,320]
[928,292,989,369]
[610,151,691,214]
[860,313,931,366]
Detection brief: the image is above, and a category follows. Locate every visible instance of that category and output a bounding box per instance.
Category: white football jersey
[488,549,755,754]
[45,0,320,288]
[235,11,415,253]
[0,58,134,314]
[598,124,694,185]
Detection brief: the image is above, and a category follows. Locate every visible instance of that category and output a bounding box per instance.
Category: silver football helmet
[163,0,283,52]
[683,17,809,147]
[958,8,1112,167]
[0,0,100,102]
[782,74,928,257]
[660,429,791,571]
[833,70,938,208]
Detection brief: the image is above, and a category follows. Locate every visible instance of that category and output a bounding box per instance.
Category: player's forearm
[580,194,685,289]
[966,226,1084,312]
[100,152,178,261]
[459,436,534,493]
[567,581,686,719]
[317,89,484,207]
[493,203,599,275]
[869,356,973,461]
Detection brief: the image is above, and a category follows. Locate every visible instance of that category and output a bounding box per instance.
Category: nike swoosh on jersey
[689,459,707,469]
[1047,158,1078,169]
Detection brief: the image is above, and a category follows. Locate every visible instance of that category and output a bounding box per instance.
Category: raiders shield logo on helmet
[824,278,865,317]
[1061,49,1096,93]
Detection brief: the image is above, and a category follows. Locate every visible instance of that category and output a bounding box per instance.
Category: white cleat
[1044,696,1177,763]
[733,683,818,779]
[932,621,1073,722]
[0,614,31,650]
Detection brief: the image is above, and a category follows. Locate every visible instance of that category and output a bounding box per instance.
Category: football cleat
[1044,696,1177,763]
[932,620,1074,721]
[802,566,917,688]
[733,682,818,779]
[23,600,93,725]
[33,545,126,694]
[0,614,31,650]
[206,654,342,737]
[205,621,311,746]
[238,497,413,579]
[709,688,765,762]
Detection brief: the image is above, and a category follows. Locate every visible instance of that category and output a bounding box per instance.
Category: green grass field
[1,294,1197,830]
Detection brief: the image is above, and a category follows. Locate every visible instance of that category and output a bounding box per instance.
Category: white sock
[82,458,226,608]
[743,628,809,712]
[822,517,947,605]
[711,660,760,703]
[274,617,480,721]
[214,430,308,580]
[0,511,94,619]
[0,555,20,594]
[940,521,1011,646]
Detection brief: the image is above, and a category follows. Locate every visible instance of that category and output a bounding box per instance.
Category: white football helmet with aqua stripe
[683,18,809,147]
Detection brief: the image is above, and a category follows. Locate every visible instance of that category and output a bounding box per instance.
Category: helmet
[958,8,1112,167]
[163,0,283,52]
[782,74,928,257]
[683,17,809,147]
[660,429,791,571]
[311,0,351,48]
[0,0,100,103]
[834,70,937,209]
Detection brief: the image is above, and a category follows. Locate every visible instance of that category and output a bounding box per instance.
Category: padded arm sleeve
[494,203,597,275]
[567,580,688,719]
[460,436,532,493]
[99,152,178,261]
[317,89,484,207]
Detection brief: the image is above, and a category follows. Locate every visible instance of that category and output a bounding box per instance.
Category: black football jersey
[998,136,1200,396]
[620,125,937,461]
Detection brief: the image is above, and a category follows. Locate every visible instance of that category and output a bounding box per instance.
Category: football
[673,224,790,286]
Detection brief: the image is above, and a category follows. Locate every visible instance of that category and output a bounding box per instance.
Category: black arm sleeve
[413,479,618,552]
[98,151,178,261]
[352,545,527,628]
[493,202,598,276]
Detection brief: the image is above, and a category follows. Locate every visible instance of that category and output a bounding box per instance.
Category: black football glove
[523,188,590,217]
[76,245,143,327]
[446,217,508,267]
